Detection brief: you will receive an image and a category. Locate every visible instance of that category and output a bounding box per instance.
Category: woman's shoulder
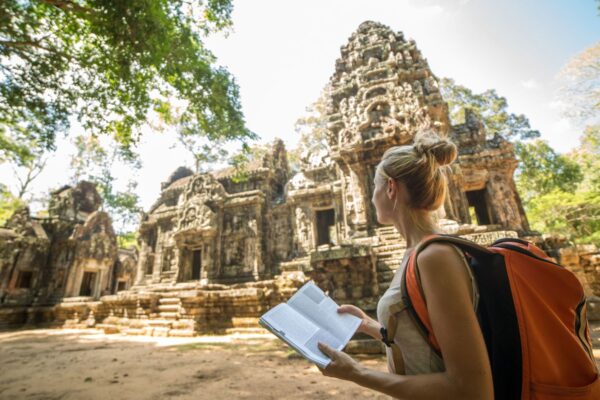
[416,241,468,273]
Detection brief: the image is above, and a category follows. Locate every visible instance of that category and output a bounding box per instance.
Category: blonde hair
[376,129,458,230]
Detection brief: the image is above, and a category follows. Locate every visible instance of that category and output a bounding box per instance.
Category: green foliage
[0,184,24,226]
[227,142,257,183]
[569,125,600,192]
[440,78,540,141]
[527,190,600,246]
[289,86,330,173]
[514,140,583,203]
[117,231,139,250]
[177,132,230,173]
[70,134,142,233]
[516,129,600,246]
[0,0,252,165]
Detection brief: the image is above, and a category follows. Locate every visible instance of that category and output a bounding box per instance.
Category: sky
[2,0,599,216]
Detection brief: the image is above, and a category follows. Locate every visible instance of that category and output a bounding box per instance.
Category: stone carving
[0,181,122,309]
[295,207,312,254]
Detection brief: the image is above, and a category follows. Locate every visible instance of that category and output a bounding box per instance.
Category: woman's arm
[318,243,494,400]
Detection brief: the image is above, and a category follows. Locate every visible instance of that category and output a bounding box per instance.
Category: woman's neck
[393,210,437,248]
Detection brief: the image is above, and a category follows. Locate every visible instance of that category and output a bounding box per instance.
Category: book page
[259,304,331,367]
[260,303,319,345]
[287,281,361,347]
[259,282,361,368]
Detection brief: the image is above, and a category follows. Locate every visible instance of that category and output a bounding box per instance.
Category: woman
[317,130,494,399]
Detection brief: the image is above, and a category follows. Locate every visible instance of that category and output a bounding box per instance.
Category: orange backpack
[401,235,600,400]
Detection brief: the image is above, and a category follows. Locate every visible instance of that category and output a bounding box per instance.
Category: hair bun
[413,130,458,166]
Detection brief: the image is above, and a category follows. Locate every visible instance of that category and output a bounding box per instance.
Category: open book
[259,281,361,368]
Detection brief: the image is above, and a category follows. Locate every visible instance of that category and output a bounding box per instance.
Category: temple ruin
[1,21,599,334]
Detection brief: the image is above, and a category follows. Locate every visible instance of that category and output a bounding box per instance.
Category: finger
[318,341,334,357]
[337,305,352,313]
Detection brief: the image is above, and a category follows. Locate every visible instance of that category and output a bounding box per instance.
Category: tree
[568,125,600,192]
[558,42,600,128]
[289,86,331,174]
[514,140,583,203]
[515,135,600,246]
[440,78,541,141]
[11,148,48,200]
[526,190,600,246]
[0,0,252,166]
[177,133,229,173]
[70,134,142,234]
[0,184,24,226]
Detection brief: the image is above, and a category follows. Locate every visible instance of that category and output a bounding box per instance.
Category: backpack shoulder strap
[385,300,407,374]
[400,234,492,355]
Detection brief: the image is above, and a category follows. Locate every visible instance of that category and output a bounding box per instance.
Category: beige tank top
[376,245,480,375]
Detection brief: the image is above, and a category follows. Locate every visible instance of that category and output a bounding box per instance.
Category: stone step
[168,329,195,337]
[124,327,147,336]
[378,231,401,238]
[378,237,403,244]
[152,327,171,337]
[158,304,180,312]
[377,258,404,266]
[377,256,404,264]
[171,320,195,330]
[375,226,397,233]
[159,312,180,320]
[159,297,182,305]
[147,319,174,327]
[373,243,406,253]
[376,251,406,259]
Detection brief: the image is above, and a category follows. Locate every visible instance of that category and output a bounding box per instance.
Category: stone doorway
[315,209,336,246]
[466,189,492,225]
[191,249,202,280]
[79,271,97,296]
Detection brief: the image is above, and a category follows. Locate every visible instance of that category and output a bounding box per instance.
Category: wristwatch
[380,326,394,347]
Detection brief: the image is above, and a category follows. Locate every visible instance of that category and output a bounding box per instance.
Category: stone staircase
[97,296,196,337]
[370,225,520,293]
[372,226,408,293]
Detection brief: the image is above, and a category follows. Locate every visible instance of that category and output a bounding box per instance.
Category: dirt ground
[0,323,599,400]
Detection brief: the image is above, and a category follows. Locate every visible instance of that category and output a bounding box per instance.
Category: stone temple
[1,21,599,334]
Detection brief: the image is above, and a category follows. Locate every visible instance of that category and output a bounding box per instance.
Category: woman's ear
[386,178,396,200]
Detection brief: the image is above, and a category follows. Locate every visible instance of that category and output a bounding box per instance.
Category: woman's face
[372,167,404,225]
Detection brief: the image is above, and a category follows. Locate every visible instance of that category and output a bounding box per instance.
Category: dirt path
[1,323,599,400]
[0,329,389,400]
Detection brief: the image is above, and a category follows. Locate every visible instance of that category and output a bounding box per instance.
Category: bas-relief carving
[295,207,312,254]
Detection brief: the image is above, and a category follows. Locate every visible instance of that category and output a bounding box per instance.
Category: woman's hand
[337,304,382,340]
[317,342,362,381]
